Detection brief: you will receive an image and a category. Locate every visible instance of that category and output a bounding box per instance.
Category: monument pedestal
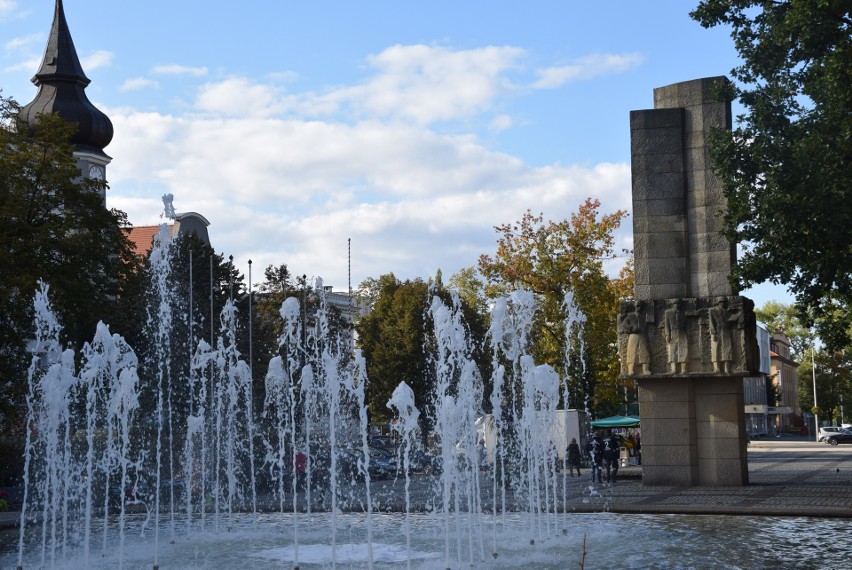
[637,375,749,486]
[618,294,757,487]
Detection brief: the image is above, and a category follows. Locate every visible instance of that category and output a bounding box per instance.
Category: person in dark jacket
[602,430,621,483]
[567,437,582,477]
[586,432,604,483]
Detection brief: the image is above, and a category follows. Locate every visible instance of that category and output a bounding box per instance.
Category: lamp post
[248,259,253,377]
[229,255,234,302]
[812,345,819,442]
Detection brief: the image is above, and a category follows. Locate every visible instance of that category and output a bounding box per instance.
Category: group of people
[565,430,637,483]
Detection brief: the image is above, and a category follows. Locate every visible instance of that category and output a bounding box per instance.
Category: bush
[0,439,25,487]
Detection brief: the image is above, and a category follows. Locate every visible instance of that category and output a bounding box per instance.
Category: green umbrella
[590,415,640,428]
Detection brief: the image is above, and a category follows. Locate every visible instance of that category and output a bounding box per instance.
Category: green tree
[755,300,815,361]
[691,1,852,350]
[448,266,488,318]
[131,234,247,468]
[356,275,432,425]
[252,263,295,377]
[355,273,491,430]
[478,198,630,415]
[798,347,852,428]
[0,95,142,429]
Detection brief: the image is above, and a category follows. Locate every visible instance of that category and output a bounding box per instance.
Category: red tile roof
[126,224,173,258]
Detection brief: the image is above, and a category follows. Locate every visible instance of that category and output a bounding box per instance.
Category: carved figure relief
[663,299,689,374]
[618,301,651,375]
[708,297,737,374]
[617,296,758,378]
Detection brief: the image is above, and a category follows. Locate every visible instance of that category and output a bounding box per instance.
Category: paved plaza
[1,438,849,532]
[565,438,852,517]
[361,438,852,518]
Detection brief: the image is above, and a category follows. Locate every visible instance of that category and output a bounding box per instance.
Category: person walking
[586,432,604,483]
[602,430,621,483]
[567,437,582,477]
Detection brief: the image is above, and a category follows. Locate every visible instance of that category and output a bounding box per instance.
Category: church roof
[18,0,113,155]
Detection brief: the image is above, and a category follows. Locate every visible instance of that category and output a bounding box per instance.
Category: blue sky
[1,1,792,307]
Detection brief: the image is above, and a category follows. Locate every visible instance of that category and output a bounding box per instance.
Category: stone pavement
[1,438,849,532]
[564,438,852,517]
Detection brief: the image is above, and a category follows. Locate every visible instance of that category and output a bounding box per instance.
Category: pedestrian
[586,432,604,483]
[295,450,307,491]
[602,430,620,483]
[567,437,582,477]
[635,435,641,465]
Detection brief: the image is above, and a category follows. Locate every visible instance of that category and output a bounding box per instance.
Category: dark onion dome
[18,0,113,155]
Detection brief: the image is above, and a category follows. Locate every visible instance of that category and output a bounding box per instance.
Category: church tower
[19,0,114,204]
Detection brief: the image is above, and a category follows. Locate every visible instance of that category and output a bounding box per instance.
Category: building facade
[743,325,771,437]
[769,330,802,431]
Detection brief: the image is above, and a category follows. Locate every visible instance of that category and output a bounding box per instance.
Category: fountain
[4,223,849,570]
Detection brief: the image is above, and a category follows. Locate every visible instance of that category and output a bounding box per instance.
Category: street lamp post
[248,259,252,377]
[812,346,819,442]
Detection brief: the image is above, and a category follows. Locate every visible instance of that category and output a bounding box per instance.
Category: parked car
[823,429,852,446]
[367,446,398,479]
[369,436,397,450]
[818,426,846,441]
[408,450,441,475]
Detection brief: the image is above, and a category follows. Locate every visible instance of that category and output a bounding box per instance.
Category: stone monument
[619,77,759,486]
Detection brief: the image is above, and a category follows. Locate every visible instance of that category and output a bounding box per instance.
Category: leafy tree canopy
[755,300,815,360]
[356,274,432,423]
[0,95,141,426]
[691,1,852,350]
[478,198,631,413]
[355,273,491,429]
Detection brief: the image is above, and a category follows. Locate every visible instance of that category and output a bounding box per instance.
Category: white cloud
[4,33,41,53]
[152,64,208,77]
[489,114,513,132]
[104,44,636,287]
[194,77,286,117]
[532,52,644,89]
[107,105,631,287]
[265,70,299,83]
[82,50,114,71]
[119,77,160,92]
[0,0,17,18]
[3,55,40,74]
[310,44,525,124]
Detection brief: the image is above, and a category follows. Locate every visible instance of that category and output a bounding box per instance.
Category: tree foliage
[0,95,142,427]
[478,198,631,414]
[356,275,432,425]
[755,300,815,361]
[355,273,491,430]
[798,346,852,427]
[691,1,852,350]
[756,300,851,426]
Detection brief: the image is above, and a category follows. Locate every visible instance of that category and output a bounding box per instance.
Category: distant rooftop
[126,225,172,258]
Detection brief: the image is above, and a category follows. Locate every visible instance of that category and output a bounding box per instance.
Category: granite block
[630,108,683,130]
[632,172,685,201]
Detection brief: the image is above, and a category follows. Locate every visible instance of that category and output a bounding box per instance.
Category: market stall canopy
[590,415,640,428]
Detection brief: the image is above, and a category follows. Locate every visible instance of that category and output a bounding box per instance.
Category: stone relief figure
[663,299,689,373]
[708,297,737,373]
[618,301,651,375]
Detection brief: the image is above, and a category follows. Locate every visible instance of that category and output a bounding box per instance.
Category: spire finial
[33,0,90,87]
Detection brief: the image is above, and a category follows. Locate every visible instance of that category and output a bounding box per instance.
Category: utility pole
[248,259,253,377]
[812,345,819,442]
